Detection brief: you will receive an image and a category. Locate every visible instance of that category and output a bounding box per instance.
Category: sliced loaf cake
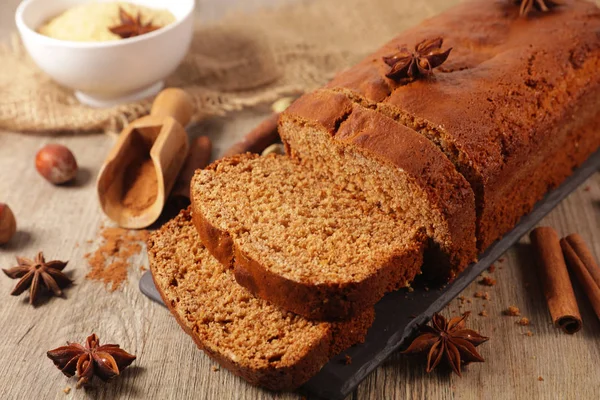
[191,154,426,320]
[322,0,600,250]
[148,209,374,391]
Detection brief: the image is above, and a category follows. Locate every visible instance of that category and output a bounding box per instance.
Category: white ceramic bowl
[16,0,195,108]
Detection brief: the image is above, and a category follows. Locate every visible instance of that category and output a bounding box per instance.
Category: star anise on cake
[109,7,160,39]
[402,312,488,376]
[2,252,72,305]
[47,333,136,388]
[382,37,452,84]
[515,0,565,17]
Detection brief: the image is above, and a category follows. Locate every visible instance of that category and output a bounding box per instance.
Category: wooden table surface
[1,1,599,399]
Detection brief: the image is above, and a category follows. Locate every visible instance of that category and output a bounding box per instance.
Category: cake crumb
[85,227,150,292]
[517,317,530,326]
[498,258,505,263]
[63,386,71,394]
[344,354,352,365]
[584,186,590,192]
[479,310,488,317]
[479,276,497,286]
[504,306,521,316]
[487,264,496,273]
[525,330,534,337]
[474,291,490,300]
[538,376,544,381]
[212,365,220,372]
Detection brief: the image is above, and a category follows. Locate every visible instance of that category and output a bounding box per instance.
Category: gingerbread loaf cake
[150,0,600,391]
[148,209,374,390]
[309,0,600,250]
[191,153,426,320]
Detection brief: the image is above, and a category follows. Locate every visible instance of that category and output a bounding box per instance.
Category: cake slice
[280,89,477,276]
[191,154,426,320]
[148,209,374,391]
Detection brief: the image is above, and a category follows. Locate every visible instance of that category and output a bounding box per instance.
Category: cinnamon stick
[530,227,582,334]
[170,136,212,202]
[222,112,280,158]
[561,234,600,322]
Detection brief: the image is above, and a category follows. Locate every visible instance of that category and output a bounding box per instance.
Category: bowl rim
[15,0,195,49]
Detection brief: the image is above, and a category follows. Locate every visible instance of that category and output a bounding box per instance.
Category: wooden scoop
[97,88,193,229]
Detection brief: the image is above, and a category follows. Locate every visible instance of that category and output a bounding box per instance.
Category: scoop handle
[150,88,195,127]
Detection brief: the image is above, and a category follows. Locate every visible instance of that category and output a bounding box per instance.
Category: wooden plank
[1,0,600,399]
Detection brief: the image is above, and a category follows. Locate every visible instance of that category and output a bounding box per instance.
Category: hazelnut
[35,144,78,184]
[0,203,16,244]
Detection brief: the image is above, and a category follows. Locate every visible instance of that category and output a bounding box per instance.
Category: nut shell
[261,143,285,157]
[0,203,16,244]
[271,97,295,113]
[35,144,78,184]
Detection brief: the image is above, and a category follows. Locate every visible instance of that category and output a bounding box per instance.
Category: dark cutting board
[139,149,600,400]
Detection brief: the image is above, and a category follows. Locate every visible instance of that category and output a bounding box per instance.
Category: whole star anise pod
[47,333,136,388]
[109,7,160,39]
[2,252,72,305]
[402,312,488,376]
[515,0,565,17]
[383,37,452,84]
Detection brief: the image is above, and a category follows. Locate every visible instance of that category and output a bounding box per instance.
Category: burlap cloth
[0,0,455,134]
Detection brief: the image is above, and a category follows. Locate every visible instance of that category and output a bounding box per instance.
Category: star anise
[515,0,565,17]
[383,37,452,84]
[2,251,72,305]
[109,7,160,39]
[47,333,136,388]
[402,312,488,376]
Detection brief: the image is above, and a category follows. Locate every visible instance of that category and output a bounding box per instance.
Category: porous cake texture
[148,209,374,391]
[280,89,477,277]
[191,154,425,320]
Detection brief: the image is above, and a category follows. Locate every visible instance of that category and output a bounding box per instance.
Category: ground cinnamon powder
[121,155,158,216]
[85,226,150,291]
